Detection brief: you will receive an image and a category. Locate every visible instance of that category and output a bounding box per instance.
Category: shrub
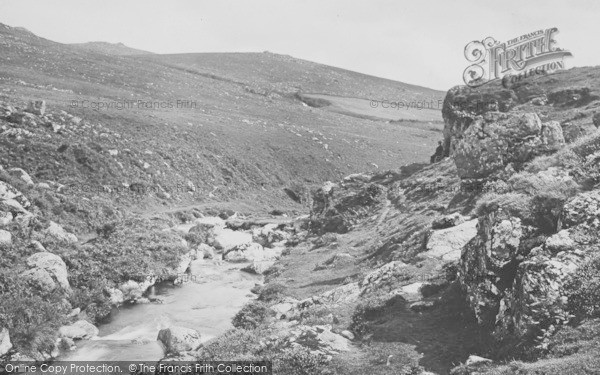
[258,282,287,303]
[565,253,600,320]
[197,328,261,361]
[272,347,329,375]
[0,273,69,355]
[232,301,273,329]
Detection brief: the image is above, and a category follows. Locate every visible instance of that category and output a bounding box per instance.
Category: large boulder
[59,320,98,340]
[22,252,70,293]
[453,112,565,179]
[157,326,202,355]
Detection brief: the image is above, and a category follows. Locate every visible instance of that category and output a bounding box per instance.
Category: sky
[0,0,598,90]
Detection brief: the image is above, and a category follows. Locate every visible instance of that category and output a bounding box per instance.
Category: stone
[24,252,71,292]
[545,229,575,253]
[0,328,12,357]
[26,100,46,115]
[465,355,492,366]
[0,211,11,227]
[59,320,98,340]
[421,219,478,261]
[213,227,253,251]
[340,330,355,340]
[42,221,78,244]
[157,326,202,355]
[0,229,11,248]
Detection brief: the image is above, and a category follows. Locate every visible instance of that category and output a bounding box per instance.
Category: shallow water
[63,259,259,361]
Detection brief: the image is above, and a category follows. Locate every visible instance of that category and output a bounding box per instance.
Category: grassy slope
[0,23,443,212]
[71,41,154,55]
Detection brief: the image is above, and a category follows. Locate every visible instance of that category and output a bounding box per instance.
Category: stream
[62,258,260,361]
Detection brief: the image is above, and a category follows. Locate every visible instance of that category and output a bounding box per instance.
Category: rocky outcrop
[459,189,599,342]
[442,80,599,158]
[157,326,202,355]
[310,179,385,234]
[453,112,564,179]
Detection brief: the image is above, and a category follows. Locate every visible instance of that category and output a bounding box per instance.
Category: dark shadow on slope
[368,282,495,375]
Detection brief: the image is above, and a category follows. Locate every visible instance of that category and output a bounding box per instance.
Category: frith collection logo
[463,27,572,88]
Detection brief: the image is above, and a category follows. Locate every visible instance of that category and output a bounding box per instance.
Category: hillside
[0,22,444,212]
[71,41,154,56]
